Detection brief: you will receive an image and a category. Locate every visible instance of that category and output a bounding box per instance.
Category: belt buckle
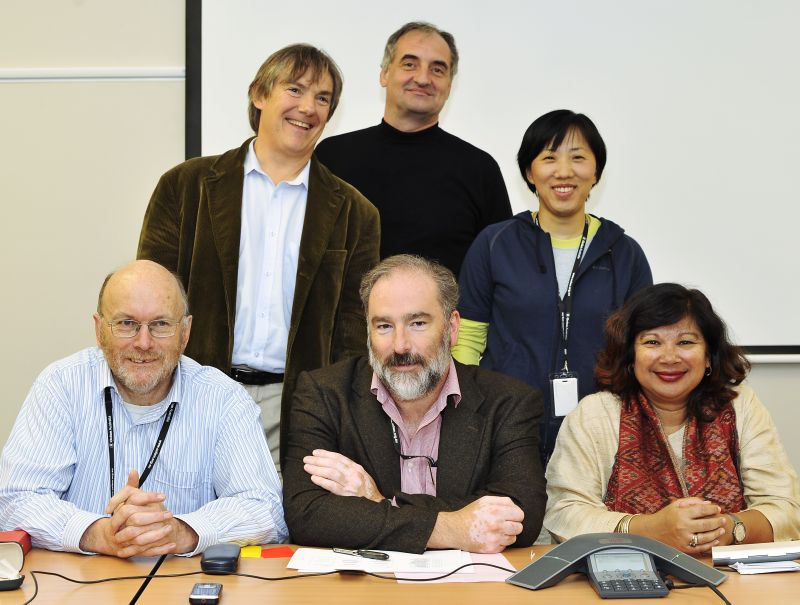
[231,367,255,383]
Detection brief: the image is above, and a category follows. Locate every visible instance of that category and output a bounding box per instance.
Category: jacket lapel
[436,363,486,497]
[350,362,402,495]
[204,140,251,324]
[288,158,345,346]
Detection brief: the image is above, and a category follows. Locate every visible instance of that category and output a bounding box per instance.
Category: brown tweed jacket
[283,356,546,553]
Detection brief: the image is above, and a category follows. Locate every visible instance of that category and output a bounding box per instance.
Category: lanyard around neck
[104,386,178,500]
[389,418,438,467]
[535,214,590,372]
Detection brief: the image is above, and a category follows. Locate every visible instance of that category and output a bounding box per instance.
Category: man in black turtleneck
[315,21,511,278]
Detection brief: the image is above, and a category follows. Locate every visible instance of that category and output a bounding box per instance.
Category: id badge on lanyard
[550,370,579,416]
[546,216,589,417]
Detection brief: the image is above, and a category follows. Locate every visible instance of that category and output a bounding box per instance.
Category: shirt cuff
[62,511,105,554]
[174,512,216,557]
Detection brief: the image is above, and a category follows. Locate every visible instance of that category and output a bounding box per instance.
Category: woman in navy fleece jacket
[454,110,652,466]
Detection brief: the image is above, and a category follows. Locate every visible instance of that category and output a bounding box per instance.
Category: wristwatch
[729,513,746,544]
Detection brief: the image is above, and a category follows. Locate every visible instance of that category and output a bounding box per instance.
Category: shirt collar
[245,138,310,188]
[98,349,117,393]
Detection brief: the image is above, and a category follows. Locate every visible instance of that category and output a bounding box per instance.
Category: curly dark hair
[595,283,750,421]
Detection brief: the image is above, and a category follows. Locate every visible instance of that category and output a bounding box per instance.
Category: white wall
[744,364,800,472]
[0,0,185,447]
[203,0,800,348]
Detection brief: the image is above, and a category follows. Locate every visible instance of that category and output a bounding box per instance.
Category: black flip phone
[189,582,222,604]
[201,543,241,574]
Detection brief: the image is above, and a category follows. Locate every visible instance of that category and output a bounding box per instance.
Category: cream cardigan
[544,385,800,542]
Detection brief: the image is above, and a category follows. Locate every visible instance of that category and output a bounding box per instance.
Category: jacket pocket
[314,249,347,307]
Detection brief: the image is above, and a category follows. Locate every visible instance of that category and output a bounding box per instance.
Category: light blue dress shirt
[0,347,288,554]
[231,139,309,372]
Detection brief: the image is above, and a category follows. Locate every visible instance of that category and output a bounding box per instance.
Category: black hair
[517,109,607,195]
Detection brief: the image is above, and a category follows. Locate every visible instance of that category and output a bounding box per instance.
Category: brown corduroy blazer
[137,139,380,462]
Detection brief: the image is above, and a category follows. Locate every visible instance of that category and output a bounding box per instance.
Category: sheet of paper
[713,540,800,560]
[287,548,469,574]
[730,561,800,575]
[397,552,516,583]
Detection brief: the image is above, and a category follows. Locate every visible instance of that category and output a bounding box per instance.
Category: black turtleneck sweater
[315,120,512,278]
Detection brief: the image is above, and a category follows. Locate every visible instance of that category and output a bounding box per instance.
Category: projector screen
[200,0,800,350]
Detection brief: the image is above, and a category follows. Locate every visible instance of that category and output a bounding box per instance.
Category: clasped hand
[80,470,197,557]
[637,497,728,554]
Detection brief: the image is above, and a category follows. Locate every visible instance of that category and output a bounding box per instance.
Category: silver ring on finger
[688,533,698,548]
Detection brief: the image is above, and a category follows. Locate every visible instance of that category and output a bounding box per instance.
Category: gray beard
[368,331,451,402]
[99,333,179,398]
[110,350,176,396]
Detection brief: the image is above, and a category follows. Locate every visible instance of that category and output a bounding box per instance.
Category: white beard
[368,329,451,402]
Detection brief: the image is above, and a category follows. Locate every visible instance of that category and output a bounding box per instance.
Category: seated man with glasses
[283,255,545,553]
[0,260,287,557]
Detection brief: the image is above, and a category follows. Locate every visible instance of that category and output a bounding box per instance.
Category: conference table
[9,544,800,604]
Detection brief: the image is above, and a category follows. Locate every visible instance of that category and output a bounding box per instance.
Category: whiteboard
[201,0,800,349]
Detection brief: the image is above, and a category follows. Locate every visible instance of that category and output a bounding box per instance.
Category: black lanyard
[389,419,438,467]
[535,214,590,372]
[104,386,177,500]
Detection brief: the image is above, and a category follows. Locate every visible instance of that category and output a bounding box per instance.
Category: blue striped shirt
[0,347,288,554]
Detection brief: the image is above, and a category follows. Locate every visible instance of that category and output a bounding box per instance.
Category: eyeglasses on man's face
[104,317,185,339]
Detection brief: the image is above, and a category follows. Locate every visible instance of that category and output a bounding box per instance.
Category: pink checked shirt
[371,360,462,496]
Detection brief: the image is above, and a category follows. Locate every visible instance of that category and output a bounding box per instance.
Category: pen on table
[333,548,390,561]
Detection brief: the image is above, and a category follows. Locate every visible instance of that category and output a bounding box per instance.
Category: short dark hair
[517,109,607,195]
[381,21,459,77]
[359,254,458,321]
[595,283,750,421]
[247,43,343,133]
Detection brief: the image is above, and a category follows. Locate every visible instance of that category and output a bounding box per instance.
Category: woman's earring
[705,366,712,377]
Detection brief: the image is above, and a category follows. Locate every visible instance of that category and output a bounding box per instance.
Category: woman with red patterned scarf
[544,283,800,554]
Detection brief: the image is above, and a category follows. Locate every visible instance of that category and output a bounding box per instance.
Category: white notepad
[712,541,800,566]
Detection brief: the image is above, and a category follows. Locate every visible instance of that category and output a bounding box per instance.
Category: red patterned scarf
[604,393,745,514]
